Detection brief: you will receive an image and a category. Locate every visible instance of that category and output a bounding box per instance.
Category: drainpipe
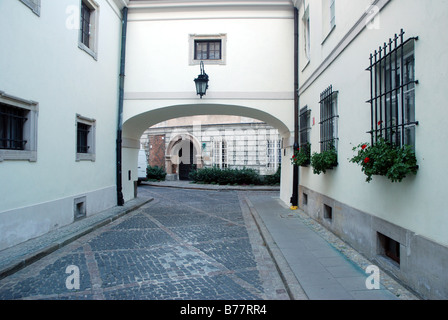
[116,6,128,206]
[290,7,299,209]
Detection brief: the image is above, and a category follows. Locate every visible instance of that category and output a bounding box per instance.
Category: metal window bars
[319,85,338,152]
[77,123,90,154]
[0,104,28,150]
[366,29,419,147]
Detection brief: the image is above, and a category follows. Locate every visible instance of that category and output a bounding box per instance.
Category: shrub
[189,167,264,185]
[311,147,338,175]
[350,138,418,183]
[262,166,281,185]
[146,165,167,181]
[291,143,311,167]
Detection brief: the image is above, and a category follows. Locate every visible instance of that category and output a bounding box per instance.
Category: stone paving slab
[0,197,153,281]
[243,192,420,300]
[0,187,291,300]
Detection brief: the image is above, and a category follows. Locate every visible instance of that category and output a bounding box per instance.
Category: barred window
[78,0,99,60]
[319,85,338,152]
[299,106,311,149]
[80,2,92,48]
[0,92,38,162]
[77,123,90,154]
[367,29,418,147]
[76,114,96,161]
[0,103,27,151]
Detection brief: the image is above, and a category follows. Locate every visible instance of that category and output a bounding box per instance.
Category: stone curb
[244,196,309,300]
[0,197,153,281]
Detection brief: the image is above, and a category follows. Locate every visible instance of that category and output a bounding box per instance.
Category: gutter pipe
[291,7,299,209]
[116,6,128,206]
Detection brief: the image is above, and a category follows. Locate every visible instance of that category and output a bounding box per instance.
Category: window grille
[367,29,418,147]
[0,103,28,150]
[195,40,221,60]
[319,85,338,152]
[80,2,91,48]
[299,106,311,149]
[77,122,90,154]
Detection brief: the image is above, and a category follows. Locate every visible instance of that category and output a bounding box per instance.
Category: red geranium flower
[361,144,367,150]
[378,120,383,126]
[364,157,370,164]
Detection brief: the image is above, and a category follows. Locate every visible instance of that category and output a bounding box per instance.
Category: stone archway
[165,133,203,180]
[121,102,294,205]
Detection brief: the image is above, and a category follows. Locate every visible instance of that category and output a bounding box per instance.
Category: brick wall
[148,135,166,168]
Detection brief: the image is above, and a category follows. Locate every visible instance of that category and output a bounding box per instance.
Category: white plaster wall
[121,3,296,203]
[0,0,123,249]
[297,0,448,246]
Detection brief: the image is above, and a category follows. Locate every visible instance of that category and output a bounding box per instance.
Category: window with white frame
[19,0,41,16]
[322,0,336,41]
[189,34,227,65]
[212,138,227,169]
[76,114,96,161]
[302,6,311,61]
[266,139,281,169]
[79,0,99,60]
[0,91,38,162]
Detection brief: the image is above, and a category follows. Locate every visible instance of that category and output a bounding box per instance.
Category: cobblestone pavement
[0,187,290,300]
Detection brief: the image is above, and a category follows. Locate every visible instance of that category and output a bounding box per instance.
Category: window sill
[0,150,37,162]
[321,24,336,45]
[76,153,96,162]
[78,42,98,61]
[301,59,310,72]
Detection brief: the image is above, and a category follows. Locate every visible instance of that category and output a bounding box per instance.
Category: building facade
[140,115,282,180]
[0,0,125,250]
[294,0,448,299]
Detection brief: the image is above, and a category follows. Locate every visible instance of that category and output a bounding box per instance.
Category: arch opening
[121,102,294,205]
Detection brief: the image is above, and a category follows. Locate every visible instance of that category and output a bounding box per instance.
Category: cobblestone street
[0,187,290,300]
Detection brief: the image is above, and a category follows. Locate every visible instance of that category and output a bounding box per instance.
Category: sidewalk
[0,196,153,281]
[244,193,420,300]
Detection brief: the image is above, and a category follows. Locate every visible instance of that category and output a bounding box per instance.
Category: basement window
[324,204,332,220]
[378,232,400,265]
[74,197,86,221]
[302,193,308,206]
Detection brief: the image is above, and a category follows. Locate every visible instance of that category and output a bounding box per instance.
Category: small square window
[378,233,401,265]
[189,34,227,65]
[324,204,333,220]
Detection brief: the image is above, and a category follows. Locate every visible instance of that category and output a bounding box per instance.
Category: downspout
[116,6,128,206]
[290,7,299,209]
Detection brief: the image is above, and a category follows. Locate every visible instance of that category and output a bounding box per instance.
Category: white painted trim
[298,0,392,96]
[124,91,295,100]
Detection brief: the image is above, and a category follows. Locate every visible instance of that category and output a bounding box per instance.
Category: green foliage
[310,147,338,175]
[350,138,418,183]
[146,165,167,181]
[262,166,281,186]
[189,166,281,186]
[291,143,311,167]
